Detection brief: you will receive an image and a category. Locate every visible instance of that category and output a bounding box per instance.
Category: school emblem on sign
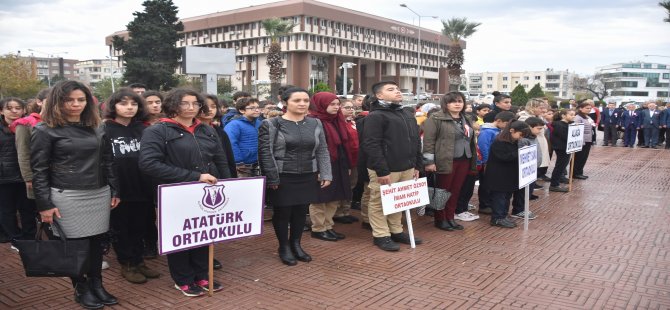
[201,185,226,210]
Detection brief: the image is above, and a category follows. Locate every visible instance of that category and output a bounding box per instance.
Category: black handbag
[14,222,90,278]
[417,173,451,215]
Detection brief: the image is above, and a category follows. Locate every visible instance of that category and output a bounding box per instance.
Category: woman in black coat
[139,88,231,297]
[484,121,529,229]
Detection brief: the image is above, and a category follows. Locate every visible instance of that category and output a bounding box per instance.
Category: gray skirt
[51,186,111,238]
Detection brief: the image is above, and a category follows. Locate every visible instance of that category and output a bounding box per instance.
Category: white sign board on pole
[380,177,430,215]
[158,177,265,255]
[566,124,584,154]
[518,144,538,189]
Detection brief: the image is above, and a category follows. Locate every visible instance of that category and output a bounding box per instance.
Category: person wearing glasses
[139,88,232,297]
[332,99,360,224]
[224,98,263,178]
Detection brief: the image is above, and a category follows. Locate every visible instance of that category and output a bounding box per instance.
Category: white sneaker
[101,260,110,270]
[467,203,477,211]
[455,211,479,222]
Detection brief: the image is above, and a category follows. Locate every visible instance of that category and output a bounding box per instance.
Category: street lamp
[27,49,68,87]
[106,56,117,93]
[339,62,356,97]
[644,54,670,103]
[400,4,437,97]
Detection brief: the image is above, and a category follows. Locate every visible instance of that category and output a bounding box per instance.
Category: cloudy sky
[1,0,668,75]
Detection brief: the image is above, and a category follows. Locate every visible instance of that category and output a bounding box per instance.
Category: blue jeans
[489,190,513,221]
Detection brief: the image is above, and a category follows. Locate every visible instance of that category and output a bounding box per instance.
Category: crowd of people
[1,80,668,308]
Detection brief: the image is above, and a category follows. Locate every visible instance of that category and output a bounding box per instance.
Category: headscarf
[309,92,351,162]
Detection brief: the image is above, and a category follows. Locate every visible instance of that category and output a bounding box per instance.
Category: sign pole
[208,244,214,296]
[405,210,416,249]
[568,153,575,192]
[523,186,530,231]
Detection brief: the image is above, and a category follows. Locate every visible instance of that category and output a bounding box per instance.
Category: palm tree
[441,17,481,90]
[262,17,296,101]
[660,1,670,23]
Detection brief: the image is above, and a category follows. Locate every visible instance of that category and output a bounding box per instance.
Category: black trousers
[573,143,592,176]
[111,201,152,265]
[490,190,513,221]
[272,204,308,248]
[603,124,618,145]
[143,203,158,250]
[637,129,645,146]
[456,173,477,214]
[68,233,105,285]
[167,246,209,286]
[477,169,491,209]
[0,182,37,241]
[550,151,571,187]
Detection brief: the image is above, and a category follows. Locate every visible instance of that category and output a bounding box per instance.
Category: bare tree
[572,75,610,102]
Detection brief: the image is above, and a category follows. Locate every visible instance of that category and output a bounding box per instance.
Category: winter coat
[484,140,519,192]
[422,111,477,174]
[103,120,151,202]
[0,121,23,184]
[517,111,550,168]
[224,117,262,164]
[551,121,571,152]
[574,114,593,145]
[477,123,500,164]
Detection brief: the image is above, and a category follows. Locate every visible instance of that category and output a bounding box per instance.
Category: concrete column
[328,55,337,93]
[394,63,401,85]
[438,67,449,94]
[353,58,361,94]
[374,61,382,83]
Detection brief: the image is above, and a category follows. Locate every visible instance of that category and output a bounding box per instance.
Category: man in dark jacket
[600,101,622,146]
[361,81,423,252]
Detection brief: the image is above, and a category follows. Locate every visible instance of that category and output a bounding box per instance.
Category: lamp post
[340,62,356,97]
[400,4,437,98]
[644,54,670,103]
[106,56,117,93]
[27,49,68,87]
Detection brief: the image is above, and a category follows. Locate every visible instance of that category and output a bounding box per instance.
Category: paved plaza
[1,146,669,309]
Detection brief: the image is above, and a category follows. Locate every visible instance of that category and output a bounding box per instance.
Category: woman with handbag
[258,87,332,265]
[139,88,231,297]
[422,92,477,231]
[31,81,120,309]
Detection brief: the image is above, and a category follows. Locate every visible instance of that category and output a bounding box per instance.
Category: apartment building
[596,62,670,103]
[466,69,575,99]
[19,55,78,83]
[75,59,123,86]
[106,0,460,94]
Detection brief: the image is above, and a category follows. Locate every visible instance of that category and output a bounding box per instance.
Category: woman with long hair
[573,100,595,179]
[258,87,332,265]
[31,81,120,308]
[423,92,477,231]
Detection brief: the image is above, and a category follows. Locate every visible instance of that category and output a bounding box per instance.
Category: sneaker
[455,211,479,222]
[373,236,400,251]
[174,283,206,297]
[549,186,569,193]
[467,203,477,211]
[195,279,224,292]
[390,232,422,245]
[511,211,537,220]
[490,218,517,228]
[478,207,492,214]
[101,260,110,270]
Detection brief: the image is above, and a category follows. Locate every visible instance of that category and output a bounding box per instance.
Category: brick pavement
[1,146,669,309]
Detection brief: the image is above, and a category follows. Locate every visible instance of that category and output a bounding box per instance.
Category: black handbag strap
[36,222,67,241]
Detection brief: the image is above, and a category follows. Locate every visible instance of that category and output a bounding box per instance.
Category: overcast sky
[1,0,668,75]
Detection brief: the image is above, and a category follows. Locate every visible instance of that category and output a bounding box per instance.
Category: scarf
[309,92,351,162]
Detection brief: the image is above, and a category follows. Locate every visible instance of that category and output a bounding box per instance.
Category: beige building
[466,69,576,99]
[75,59,123,86]
[19,55,78,85]
[106,0,463,95]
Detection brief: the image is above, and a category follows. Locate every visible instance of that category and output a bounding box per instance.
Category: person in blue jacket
[476,111,514,214]
[600,101,622,146]
[638,102,661,148]
[619,103,639,148]
[224,97,263,177]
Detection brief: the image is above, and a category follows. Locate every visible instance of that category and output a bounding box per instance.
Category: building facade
[596,62,670,103]
[75,59,123,86]
[106,0,460,95]
[19,55,78,84]
[465,69,576,99]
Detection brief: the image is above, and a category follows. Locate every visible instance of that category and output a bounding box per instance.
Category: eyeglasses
[342,106,355,110]
[179,101,202,108]
[245,106,261,110]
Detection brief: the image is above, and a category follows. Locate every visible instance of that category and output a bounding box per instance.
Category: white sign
[380,178,430,215]
[566,124,584,154]
[518,144,538,189]
[158,177,265,255]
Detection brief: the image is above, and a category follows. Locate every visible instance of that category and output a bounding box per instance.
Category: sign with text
[381,177,430,215]
[518,144,538,189]
[158,177,265,255]
[566,124,584,154]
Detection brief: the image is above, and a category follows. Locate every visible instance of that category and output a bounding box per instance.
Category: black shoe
[350,201,361,210]
[573,175,588,180]
[529,194,539,200]
[491,218,517,228]
[434,220,455,231]
[549,186,568,192]
[478,207,492,214]
[532,182,542,188]
[290,241,312,262]
[447,220,463,230]
[345,215,359,222]
[278,245,297,266]
[303,224,311,232]
[213,258,222,270]
[390,232,422,245]
[641,145,650,148]
[361,222,372,230]
[74,281,104,309]
[373,236,400,251]
[88,277,117,306]
[311,231,338,241]
[559,177,569,184]
[326,229,345,240]
[539,175,551,182]
[333,216,353,224]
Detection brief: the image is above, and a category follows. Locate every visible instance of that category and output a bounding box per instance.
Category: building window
[658,65,667,69]
[643,63,652,69]
[502,85,508,89]
[534,76,541,80]
[515,81,519,84]
[523,84,528,88]
[658,91,669,97]
[486,77,492,81]
[664,73,669,79]
[610,91,649,96]
[486,84,493,88]
[523,76,529,80]
[503,77,508,81]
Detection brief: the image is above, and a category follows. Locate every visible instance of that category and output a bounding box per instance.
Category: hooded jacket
[477,123,500,163]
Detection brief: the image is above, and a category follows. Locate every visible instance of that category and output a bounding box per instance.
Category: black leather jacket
[30,123,118,211]
[0,122,23,184]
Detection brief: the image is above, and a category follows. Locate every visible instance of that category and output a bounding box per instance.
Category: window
[64,63,70,67]
[486,84,493,88]
[664,73,669,79]
[503,77,508,81]
[534,76,541,80]
[658,65,667,69]
[486,77,493,81]
[643,63,652,69]
[524,76,529,80]
[658,91,669,97]
[610,91,649,96]
[523,84,528,88]
[502,85,508,89]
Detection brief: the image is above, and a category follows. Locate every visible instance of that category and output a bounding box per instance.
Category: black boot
[74,280,104,309]
[290,234,312,262]
[278,245,297,266]
[88,277,118,305]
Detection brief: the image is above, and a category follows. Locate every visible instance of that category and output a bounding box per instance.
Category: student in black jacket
[548,109,576,192]
[103,89,161,284]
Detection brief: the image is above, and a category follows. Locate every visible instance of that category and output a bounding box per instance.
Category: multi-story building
[596,62,670,103]
[106,0,461,95]
[75,59,123,86]
[465,69,576,99]
[19,56,78,84]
